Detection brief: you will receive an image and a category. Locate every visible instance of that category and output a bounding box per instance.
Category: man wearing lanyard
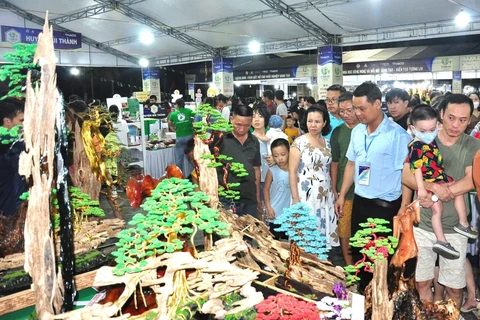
[335,81,411,290]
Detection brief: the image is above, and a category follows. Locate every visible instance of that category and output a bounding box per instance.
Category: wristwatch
[431,194,439,202]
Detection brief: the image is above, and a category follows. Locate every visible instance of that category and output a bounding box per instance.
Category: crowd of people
[2,81,480,312]
[187,83,480,312]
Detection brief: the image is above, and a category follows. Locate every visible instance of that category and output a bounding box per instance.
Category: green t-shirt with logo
[168,108,194,138]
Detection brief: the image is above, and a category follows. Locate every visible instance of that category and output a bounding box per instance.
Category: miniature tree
[344,218,398,286]
[0,125,23,144]
[111,177,230,276]
[0,43,39,98]
[192,103,247,204]
[275,202,329,260]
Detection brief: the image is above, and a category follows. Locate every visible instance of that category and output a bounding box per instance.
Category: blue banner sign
[1,25,82,50]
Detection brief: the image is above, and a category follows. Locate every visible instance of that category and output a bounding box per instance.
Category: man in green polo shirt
[168,98,194,174]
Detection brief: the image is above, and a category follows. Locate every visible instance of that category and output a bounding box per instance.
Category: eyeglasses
[327,98,338,104]
[339,108,355,115]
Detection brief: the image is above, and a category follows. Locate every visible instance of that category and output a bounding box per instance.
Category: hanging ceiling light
[248,40,261,53]
[455,9,471,28]
[70,67,80,76]
[139,31,154,45]
[139,58,149,68]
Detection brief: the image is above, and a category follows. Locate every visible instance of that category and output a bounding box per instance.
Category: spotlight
[248,40,261,53]
[455,10,471,28]
[70,67,80,76]
[139,31,154,45]
[139,58,149,68]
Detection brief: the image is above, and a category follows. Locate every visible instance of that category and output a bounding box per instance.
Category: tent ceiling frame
[103,0,351,47]
[0,0,140,65]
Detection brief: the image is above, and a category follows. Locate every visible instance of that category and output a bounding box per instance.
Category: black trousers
[350,194,402,292]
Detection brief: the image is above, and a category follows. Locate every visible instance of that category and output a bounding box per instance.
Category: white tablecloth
[467,192,479,255]
[145,148,193,179]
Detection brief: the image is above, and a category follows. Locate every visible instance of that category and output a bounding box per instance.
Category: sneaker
[432,241,460,259]
[453,222,478,239]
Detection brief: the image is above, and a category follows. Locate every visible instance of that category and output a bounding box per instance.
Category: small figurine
[171,89,183,103]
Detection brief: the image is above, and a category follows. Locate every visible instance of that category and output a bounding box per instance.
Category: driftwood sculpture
[363,200,459,319]
[17,14,64,317]
[48,233,263,320]
[218,210,347,295]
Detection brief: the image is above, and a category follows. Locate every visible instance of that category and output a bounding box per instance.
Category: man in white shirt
[275,90,288,121]
[217,94,230,121]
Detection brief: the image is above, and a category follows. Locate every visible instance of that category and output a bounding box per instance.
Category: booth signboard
[213,57,234,96]
[343,59,433,75]
[142,67,161,99]
[1,25,82,50]
[317,45,343,99]
[461,55,480,71]
[134,91,150,104]
[432,56,460,72]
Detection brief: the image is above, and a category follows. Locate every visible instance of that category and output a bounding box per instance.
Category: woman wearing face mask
[467,92,480,135]
[407,105,477,259]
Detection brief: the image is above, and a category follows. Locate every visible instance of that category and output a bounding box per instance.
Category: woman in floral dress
[289,105,339,249]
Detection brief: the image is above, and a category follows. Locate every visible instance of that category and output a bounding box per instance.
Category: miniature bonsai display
[0,43,38,98]
[344,217,398,286]
[274,202,329,284]
[192,103,247,208]
[112,177,230,276]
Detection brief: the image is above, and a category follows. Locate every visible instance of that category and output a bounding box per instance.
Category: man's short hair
[327,84,346,94]
[439,93,474,115]
[385,88,410,103]
[274,90,284,101]
[353,81,382,104]
[149,95,157,100]
[232,104,253,117]
[217,94,227,104]
[263,90,274,101]
[175,98,185,108]
[306,96,316,105]
[337,91,353,105]
[0,97,24,126]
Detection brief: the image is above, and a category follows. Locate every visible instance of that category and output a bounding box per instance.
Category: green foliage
[194,103,232,135]
[69,186,105,221]
[223,292,257,320]
[345,218,398,286]
[112,178,231,276]
[0,43,38,98]
[0,125,23,144]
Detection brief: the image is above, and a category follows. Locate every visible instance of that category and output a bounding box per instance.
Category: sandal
[460,301,480,313]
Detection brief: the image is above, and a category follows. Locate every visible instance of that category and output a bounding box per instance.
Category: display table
[145,147,193,179]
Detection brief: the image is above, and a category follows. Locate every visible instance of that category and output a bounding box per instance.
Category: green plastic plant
[0,125,23,144]
[69,186,105,225]
[344,218,398,285]
[0,43,38,98]
[111,178,230,276]
[193,103,248,201]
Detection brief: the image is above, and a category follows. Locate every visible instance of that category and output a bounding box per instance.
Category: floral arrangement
[255,294,319,319]
[344,218,398,285]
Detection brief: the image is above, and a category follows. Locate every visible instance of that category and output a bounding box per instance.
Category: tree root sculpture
[364,200,460,319]
[50,232,263,320]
